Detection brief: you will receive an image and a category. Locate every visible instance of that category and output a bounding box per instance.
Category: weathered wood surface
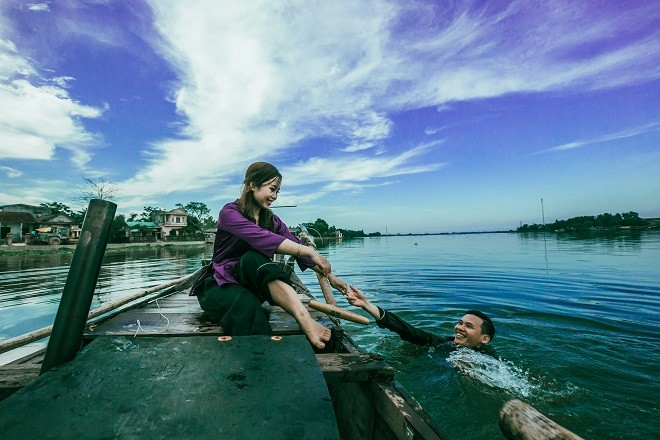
[0,270,201,355]
[371,382,448,440]
[499,399,584,440]
[0,335,339,440]
[316,352,394,383]
[1,289,336,400]
[0,348,44,401]
[83,291,334,337]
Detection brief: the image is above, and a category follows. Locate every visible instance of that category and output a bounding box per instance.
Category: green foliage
[39,202,85,223]
[34,201,371,241]
[176,202,212,233]
[303,218,331,237]
[517,211,648,232]
[302,218,368,238]
[139,206,162,221]
[341,229,366,238]
[109,214,129,243]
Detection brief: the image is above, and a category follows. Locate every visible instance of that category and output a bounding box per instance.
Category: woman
[193,161,347,349]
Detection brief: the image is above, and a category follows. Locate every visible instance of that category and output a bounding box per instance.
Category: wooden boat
[0,200,583,440]
[0,255,451,439]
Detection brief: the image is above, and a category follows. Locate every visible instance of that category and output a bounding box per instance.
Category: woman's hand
[310,251,331,276]
[327,273,348,295]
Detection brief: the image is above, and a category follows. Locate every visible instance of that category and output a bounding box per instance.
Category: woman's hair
[238,161,282,230]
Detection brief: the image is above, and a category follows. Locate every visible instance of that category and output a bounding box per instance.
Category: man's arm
[346,286,445,346]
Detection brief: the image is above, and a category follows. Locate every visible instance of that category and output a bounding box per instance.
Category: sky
[0,0,658,234]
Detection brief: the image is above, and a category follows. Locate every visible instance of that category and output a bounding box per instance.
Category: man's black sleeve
[375,307,448,346]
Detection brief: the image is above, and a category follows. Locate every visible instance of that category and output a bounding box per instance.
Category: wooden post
[499,399,584,440]
[40,199,116,374]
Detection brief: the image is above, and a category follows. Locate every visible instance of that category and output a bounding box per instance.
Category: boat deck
[1,334,340,439]
[83,289,334,337]
[0,286,401,439]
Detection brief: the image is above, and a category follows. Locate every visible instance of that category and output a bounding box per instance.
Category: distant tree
[341,229,366,238]
[304,218,330,237]
[517,211,648,232]
[139,206,162,222]
[175,202,211,233]
[40,202,73,216]
[108,214,129,243]
[75,177,119,203]
[39,202,85,224]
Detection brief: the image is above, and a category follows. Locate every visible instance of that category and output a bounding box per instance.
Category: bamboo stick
[316,274,337,305]
[0,272,197,355]
[308,299,369,325]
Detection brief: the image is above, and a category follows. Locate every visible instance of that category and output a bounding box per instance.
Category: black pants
[196,250,292,336]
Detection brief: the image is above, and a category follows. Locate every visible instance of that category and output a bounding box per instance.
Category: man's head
[453,310,495,349]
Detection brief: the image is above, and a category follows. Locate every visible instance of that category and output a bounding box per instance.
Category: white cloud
[0,165,22,177]
[0,37,104,168]
[27,3,50,12]
[121,1,659,199]
[537,122,660,154]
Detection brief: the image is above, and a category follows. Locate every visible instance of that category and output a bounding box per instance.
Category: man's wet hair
[465,310,495,340]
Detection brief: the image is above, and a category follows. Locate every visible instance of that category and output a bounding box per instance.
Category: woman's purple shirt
[211,201,315,286]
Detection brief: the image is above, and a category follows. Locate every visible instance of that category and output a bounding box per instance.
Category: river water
[1,231,658,439]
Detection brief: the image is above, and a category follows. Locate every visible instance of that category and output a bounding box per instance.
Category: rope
[132,299,170,337]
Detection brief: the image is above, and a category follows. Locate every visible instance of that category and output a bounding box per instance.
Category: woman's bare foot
[300,319,331,349]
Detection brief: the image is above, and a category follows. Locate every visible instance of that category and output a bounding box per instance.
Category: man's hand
[346,285,369,308]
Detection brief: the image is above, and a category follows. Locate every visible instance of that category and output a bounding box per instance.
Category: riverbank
[0,241,209,256]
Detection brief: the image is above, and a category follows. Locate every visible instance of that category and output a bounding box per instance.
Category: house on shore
[125,221,162,242]
[151,208,188,238]
[125,208,191,242]
[0,204,78,244]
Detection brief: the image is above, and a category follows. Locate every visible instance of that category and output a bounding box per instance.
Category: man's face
[453,314,490,348]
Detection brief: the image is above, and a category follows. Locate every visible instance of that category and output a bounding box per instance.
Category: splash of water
[446,348,539,398]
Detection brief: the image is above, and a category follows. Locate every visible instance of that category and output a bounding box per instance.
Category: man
[346,286,495,351]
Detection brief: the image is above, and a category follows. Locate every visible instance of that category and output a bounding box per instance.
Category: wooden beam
[371,382,448,440]
[499,399,584,440]
[316,353,394,383]
[0,365,40,401]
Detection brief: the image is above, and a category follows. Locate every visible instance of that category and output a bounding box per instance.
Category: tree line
[302,218,371,239]
[36,201,367,243]
[517,211,650,232]
[34,177,372,242]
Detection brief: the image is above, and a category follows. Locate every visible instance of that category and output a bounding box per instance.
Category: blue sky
[1,1,658,233]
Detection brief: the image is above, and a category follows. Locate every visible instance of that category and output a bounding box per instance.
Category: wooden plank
[0,365,41,401]
[85,311,223,336]
[499,399,584,440]
[371,382,448,440]
[84,293,335,337]
[316,353,394,384]
[330,381,377,440]
[0,335,339,440]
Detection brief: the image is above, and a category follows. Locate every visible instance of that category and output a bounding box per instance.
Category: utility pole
[541,198,545,226]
